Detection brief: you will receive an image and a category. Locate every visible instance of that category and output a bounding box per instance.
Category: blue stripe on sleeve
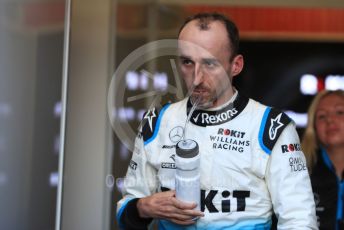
[259,107,272,154]
[116,197,135,229]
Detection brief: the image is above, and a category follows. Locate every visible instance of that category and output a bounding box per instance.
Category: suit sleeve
[266,123,318,229]
[116,132,157,229]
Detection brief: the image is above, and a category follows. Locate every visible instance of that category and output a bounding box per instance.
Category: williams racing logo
[210,128,250,153]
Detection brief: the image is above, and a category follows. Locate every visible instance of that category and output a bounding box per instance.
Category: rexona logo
[201,190,250,213]
[218,128,245,138]
[194,109,238,125]
[281,143,301,153]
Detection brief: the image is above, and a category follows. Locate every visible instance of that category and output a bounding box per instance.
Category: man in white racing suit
[116,12,317,230]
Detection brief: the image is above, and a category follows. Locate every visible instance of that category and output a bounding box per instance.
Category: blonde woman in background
[302,89,344,230]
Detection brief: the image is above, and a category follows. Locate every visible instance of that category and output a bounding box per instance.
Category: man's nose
[193,63,204,86]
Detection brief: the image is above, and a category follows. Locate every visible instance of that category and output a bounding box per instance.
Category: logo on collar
[187,94,248,127]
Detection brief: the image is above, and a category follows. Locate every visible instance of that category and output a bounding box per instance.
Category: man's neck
[207,90,238,111]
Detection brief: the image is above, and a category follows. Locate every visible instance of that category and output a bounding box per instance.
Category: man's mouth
[193,88,208,94]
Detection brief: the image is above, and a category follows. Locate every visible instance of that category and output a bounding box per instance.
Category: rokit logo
[218,128,245,138]
[193,108,238,125]
[201,190,250,213]
[281,143,301,153]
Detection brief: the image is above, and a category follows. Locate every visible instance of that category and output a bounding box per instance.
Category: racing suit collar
[186,92,249,127]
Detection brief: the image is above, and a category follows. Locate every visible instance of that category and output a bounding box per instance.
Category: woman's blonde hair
[302,89,344,172]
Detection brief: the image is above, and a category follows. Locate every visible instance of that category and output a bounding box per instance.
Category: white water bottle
[175,139,200,211]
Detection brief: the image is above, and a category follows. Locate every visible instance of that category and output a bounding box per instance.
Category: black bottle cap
[176,139,199,158]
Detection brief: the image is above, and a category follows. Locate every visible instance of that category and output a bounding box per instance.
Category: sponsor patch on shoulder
[141,104,170,145]
[260,108,291,154]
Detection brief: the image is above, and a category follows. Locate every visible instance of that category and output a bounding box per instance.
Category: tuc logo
[281,143,301,153]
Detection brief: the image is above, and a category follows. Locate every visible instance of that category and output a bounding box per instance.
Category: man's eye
[181,59,193,66]
[204,60,217,68]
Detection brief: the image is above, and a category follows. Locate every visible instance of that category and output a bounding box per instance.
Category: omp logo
[193,109,238,125]
[217,128,245,138]
[161,162,176,169]
[161,154,176,169]
[269,113,283,140]
[201,190,250,213]
[281,143,301,153]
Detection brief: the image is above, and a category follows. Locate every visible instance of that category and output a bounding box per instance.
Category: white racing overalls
[117,92,317,230]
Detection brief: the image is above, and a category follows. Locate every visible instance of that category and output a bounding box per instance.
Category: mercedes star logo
[169,126,184,143]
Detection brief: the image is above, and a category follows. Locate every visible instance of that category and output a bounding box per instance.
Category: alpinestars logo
[269,113,283,140]
[144,108,156,132]
[193,108,238,125]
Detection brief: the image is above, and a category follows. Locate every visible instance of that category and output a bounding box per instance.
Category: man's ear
[230,54,244,77]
